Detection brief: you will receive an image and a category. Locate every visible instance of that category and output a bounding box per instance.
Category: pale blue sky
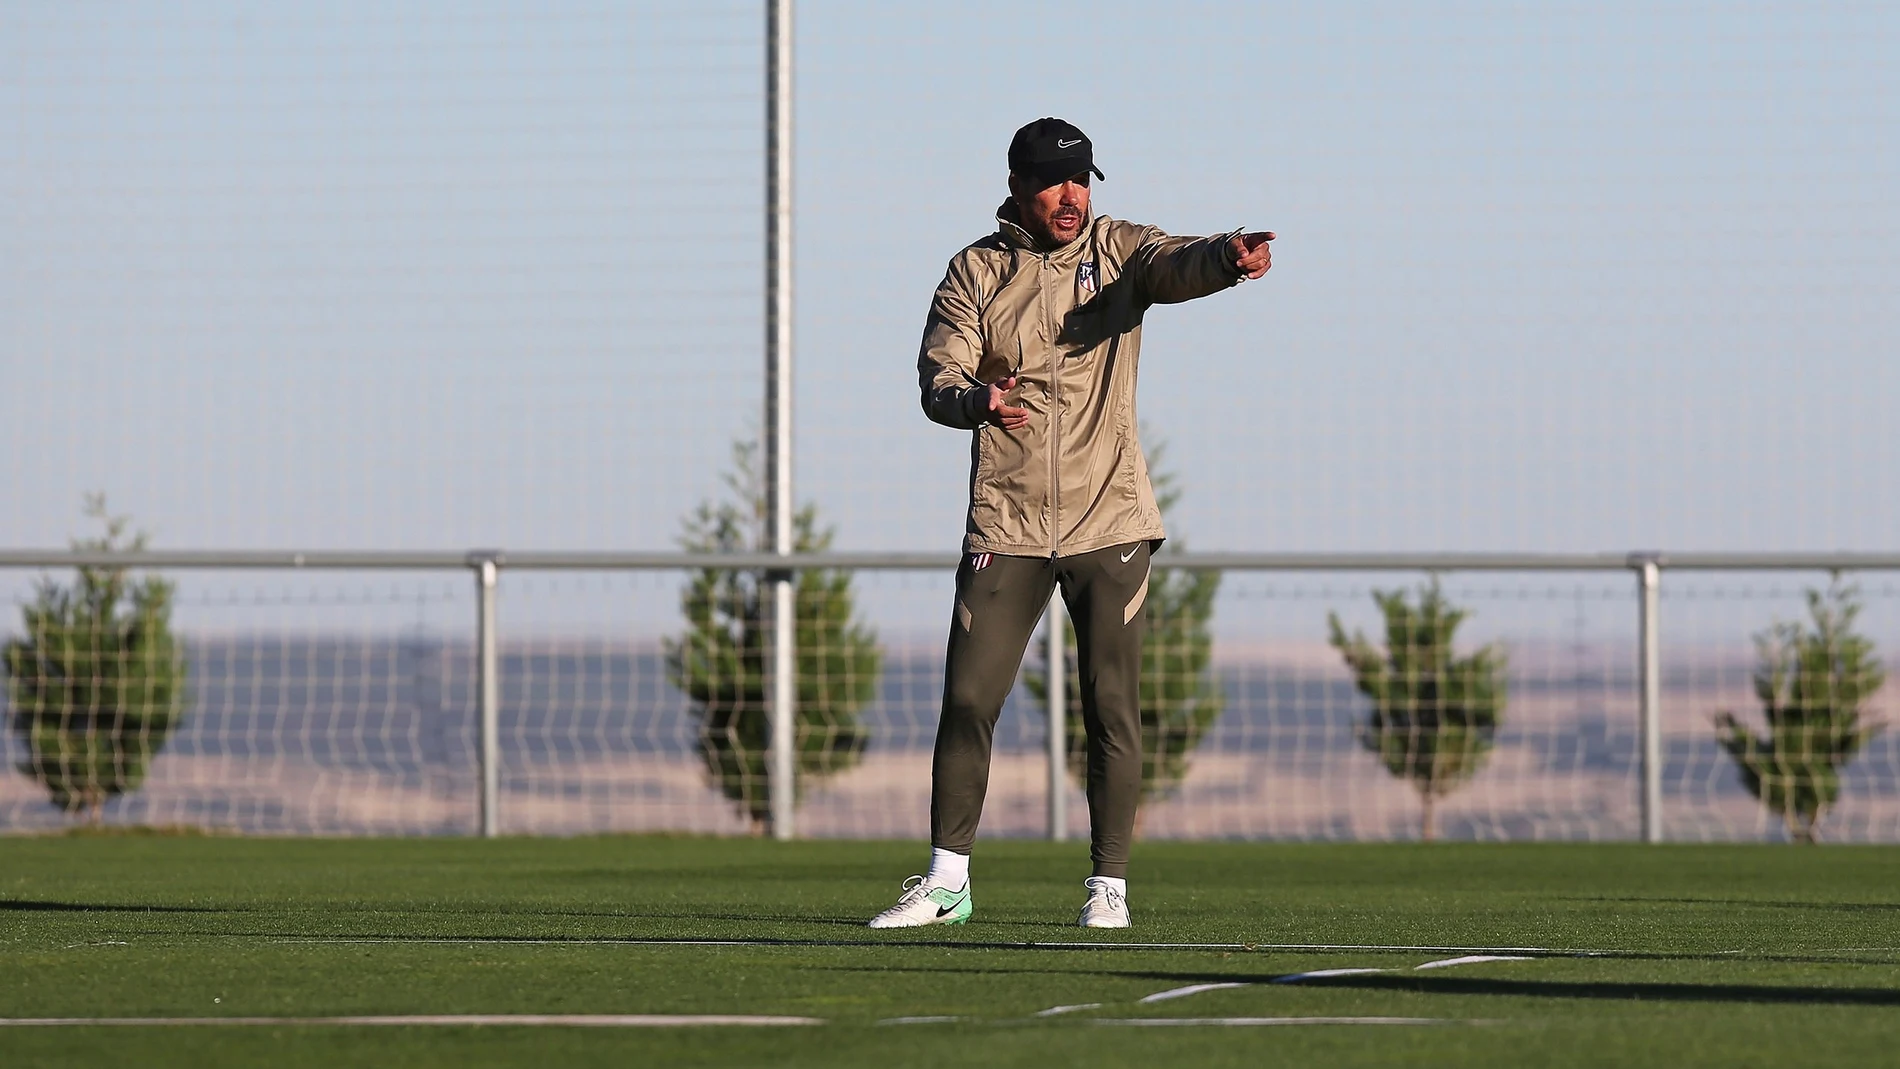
[4,1,1897,555]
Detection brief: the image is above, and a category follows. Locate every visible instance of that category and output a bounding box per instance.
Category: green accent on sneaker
[925,884,973,925]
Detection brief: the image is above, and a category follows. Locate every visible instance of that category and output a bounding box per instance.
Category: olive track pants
[929,541,1152,879]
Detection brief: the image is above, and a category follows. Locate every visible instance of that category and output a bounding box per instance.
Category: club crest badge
[1077,260,1098,294]
[969,552,993,572]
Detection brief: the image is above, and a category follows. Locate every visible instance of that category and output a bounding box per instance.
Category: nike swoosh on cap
[1056,138,1082,149]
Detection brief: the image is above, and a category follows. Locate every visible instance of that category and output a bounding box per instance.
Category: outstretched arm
[917,261,1029,431]
[1129,226,1275,305]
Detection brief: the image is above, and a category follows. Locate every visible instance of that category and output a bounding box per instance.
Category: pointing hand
[1229,231,1275,280]
[985,374,1029,431]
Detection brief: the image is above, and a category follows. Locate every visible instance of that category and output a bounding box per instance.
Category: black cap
[1007,117,1105,188]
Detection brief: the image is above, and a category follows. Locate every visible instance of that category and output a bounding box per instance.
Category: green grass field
[3,836,1899,1067]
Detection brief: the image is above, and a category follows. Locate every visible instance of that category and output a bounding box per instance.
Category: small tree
[1327,580,1506,841]
[664,442,879,832]
[1025,440,1224,807]
[3,496,186,823]
[1714,584,1885,844]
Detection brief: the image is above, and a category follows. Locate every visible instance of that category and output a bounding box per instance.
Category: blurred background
[2,2,1896,842]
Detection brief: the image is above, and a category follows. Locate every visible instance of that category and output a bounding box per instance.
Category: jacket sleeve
[917,255,993,430]
[1127,225,1245,306]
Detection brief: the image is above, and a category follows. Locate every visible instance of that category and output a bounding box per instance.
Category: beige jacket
[918,201,1245,557]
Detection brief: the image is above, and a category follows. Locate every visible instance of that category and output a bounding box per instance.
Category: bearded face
[1010,173,1091,248]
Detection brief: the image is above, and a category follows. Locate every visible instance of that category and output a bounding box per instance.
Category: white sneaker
[1077,877,1130,928]
[867,875,973,929]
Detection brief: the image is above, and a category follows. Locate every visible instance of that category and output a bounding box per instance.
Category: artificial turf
[2,835,1898,1067]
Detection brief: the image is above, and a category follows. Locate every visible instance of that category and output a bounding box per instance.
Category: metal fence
[4,549,1898,843]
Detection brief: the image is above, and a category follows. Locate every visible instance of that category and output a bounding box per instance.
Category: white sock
[1091,876,1127,897]
[925,848,969,889]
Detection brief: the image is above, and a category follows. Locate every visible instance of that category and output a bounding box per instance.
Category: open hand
[1229,231,1275,280]
[984,374,1029,431]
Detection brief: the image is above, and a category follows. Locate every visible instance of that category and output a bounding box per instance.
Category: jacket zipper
[1045,252,1060,560]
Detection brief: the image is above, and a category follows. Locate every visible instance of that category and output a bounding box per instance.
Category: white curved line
[1414,955,1532,970]
[1269,968,1390,984]
[1138,982,1251,1004]
[1034,1003,1103,1017]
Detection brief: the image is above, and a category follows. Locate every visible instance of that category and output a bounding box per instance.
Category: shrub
[665,443,878,832]
[4,498,186,822]
[1714,584,1885,843]
[1327,580,1506,841]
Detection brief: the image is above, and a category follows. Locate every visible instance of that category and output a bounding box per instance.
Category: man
[868,118,1273,930]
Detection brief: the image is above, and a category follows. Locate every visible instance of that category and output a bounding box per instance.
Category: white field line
[1034,1003,1103,1017]
[0,1015,824,1028]
[1414,955,1533,970]
[1139,983,1252,1004]
[1094,1017,1478,1027]
[1270,956,1538,986]
[1270,968,1390,984]
[0,1013,1486,1030]
[1140,954,1534,1004]
[269,937,1610,956]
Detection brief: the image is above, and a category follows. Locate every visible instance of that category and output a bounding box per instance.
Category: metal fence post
[768,574,796,841]
[1046,589,1067,842]
[472,553,501,839]
[1633,554,1663,843]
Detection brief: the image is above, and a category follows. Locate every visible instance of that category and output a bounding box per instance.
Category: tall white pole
[1636,557,1663,843]
[1046,591,1068,841]
[475,557,500,839]
[765,0,797,841]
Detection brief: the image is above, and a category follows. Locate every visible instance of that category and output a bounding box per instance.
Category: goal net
[4,566,1895,843]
